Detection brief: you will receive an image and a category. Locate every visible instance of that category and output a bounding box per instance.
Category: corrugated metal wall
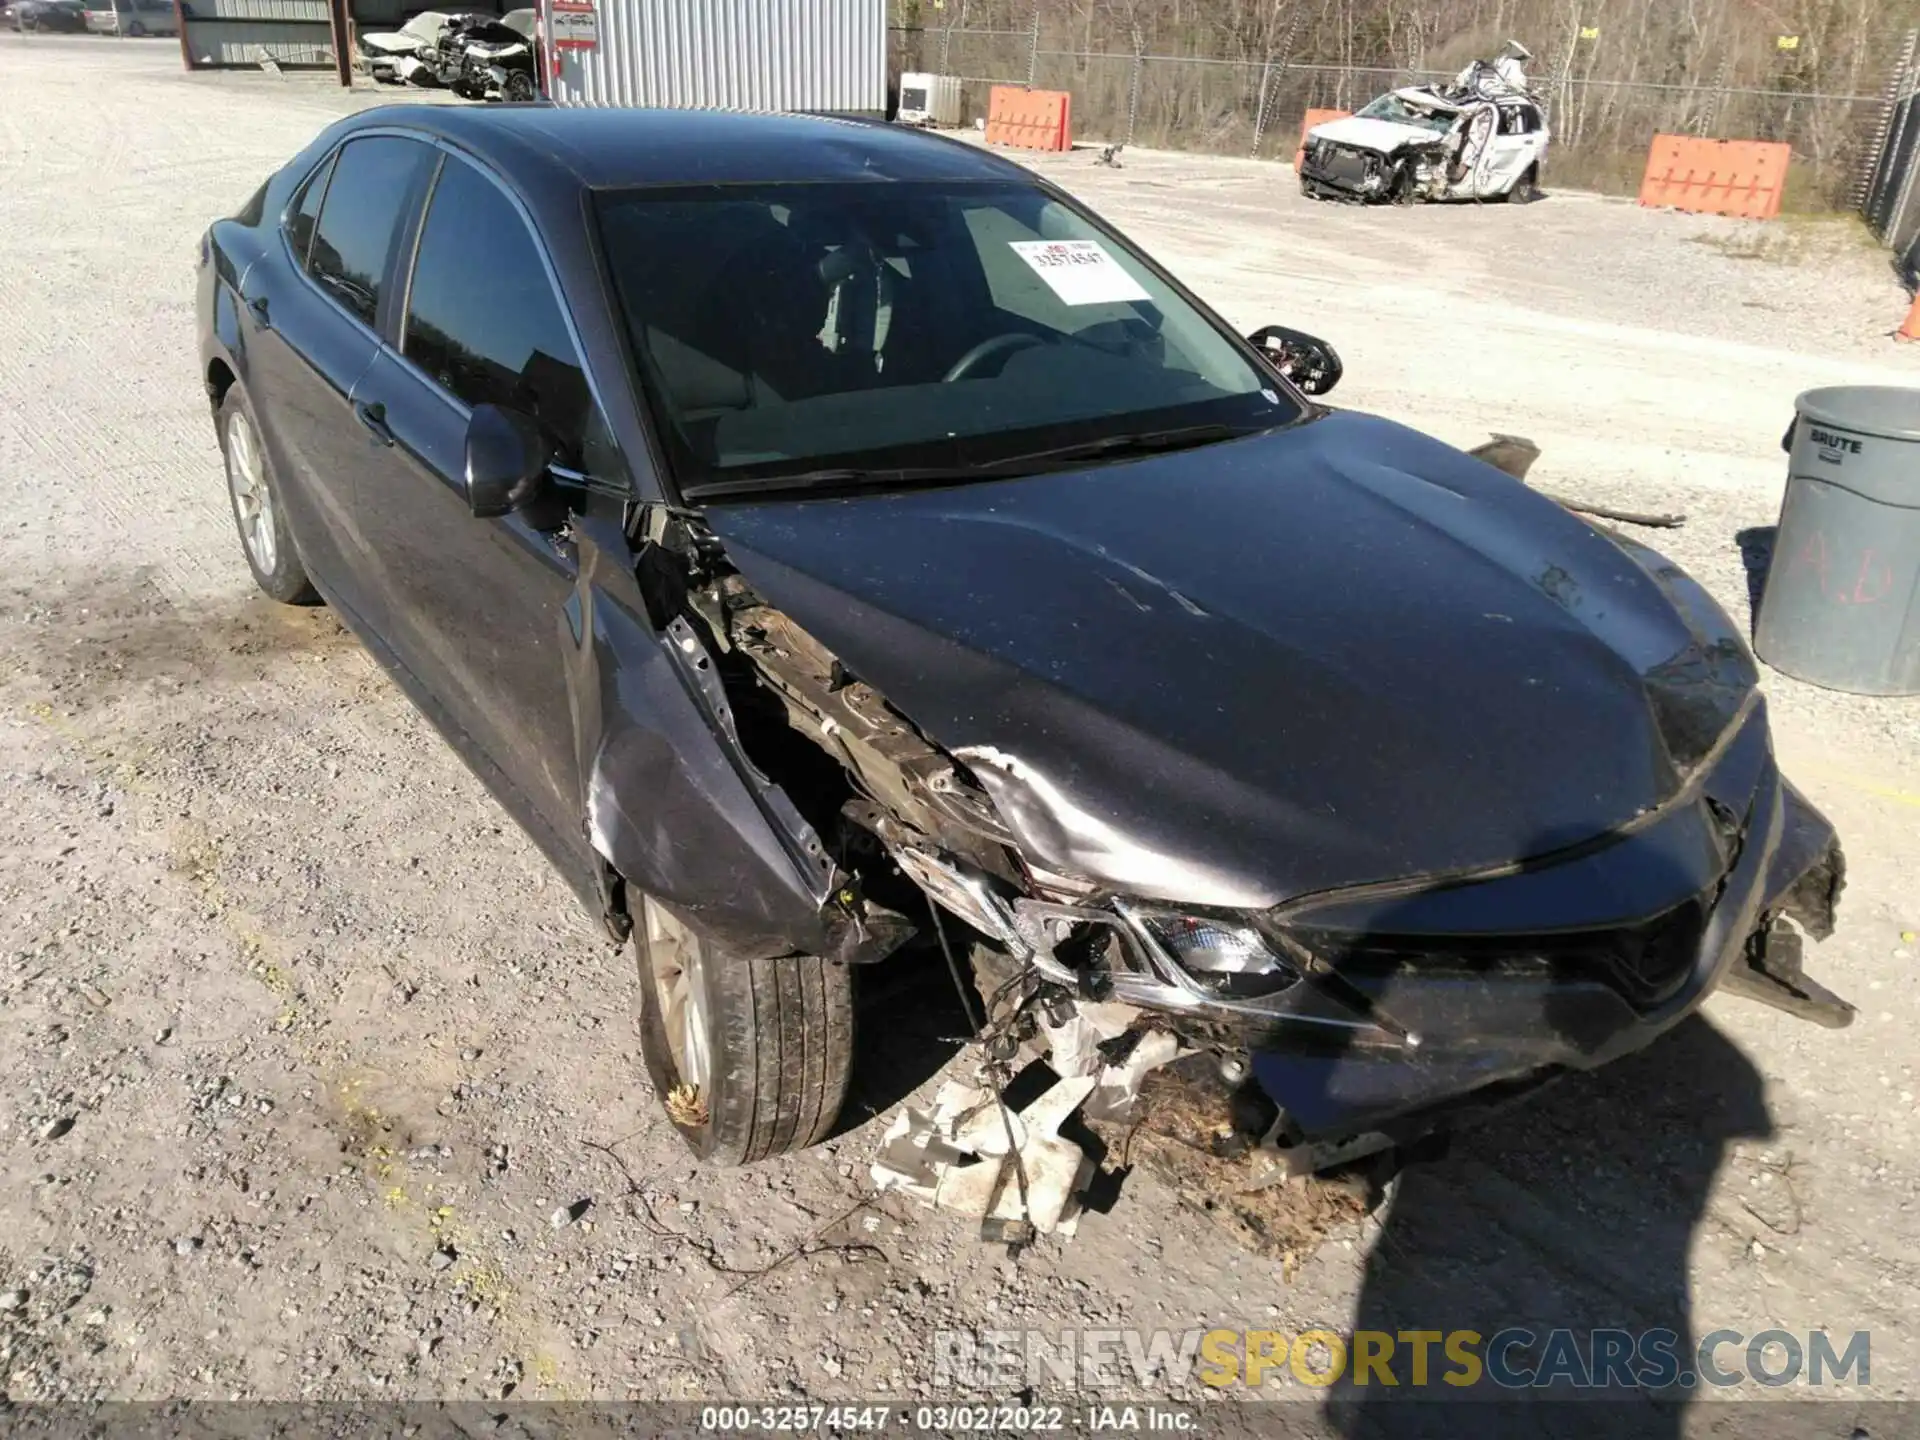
[181,18,332,66]
[552,0,886,115]
[180,0,332,68]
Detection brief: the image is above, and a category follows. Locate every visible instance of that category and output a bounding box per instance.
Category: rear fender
[562,517,839,960]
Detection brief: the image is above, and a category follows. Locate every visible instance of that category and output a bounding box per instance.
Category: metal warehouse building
[178,0,887,120]
[549,0,887,115]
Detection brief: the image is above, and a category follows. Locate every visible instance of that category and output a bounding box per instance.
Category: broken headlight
[1134,912,1302,999]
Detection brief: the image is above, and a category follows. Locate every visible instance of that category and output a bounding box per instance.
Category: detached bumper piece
[870,1076,1097,1240]
[1719,920,1854,1028]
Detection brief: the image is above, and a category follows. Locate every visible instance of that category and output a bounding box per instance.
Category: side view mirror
[1247,324,1344,396]
[464,403,550,519]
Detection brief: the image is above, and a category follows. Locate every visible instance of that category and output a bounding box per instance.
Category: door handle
[354,400,396,447]
[245,293,269,323]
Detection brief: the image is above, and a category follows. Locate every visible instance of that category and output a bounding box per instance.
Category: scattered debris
[1103,1066,1375,1261]
[549,1199,590,1229]
[871,1073,1097,1238]
[664,1083,707,1128]
[1470,434,1688,527]
[38,1116,75,1142]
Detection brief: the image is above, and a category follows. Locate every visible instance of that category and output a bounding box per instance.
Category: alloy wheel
[224,408,278,576]
[644,898,712,1096]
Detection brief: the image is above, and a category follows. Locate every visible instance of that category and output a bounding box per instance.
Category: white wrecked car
[1300,42,1550,204]
[358,10,451,84]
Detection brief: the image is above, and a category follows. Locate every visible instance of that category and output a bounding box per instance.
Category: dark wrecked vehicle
[196,106,1851,1175]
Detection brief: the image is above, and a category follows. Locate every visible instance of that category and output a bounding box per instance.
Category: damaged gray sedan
[197,104,1852,1177]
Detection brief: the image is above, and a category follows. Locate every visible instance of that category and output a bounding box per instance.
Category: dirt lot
[3,37,1919,1430]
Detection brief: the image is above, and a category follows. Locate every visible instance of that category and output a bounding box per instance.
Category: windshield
[594,180,1302,499]
[1357,94,1455,133]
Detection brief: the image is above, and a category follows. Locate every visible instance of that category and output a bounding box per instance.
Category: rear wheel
[218,385,319,605]
[635,896,854,1165]
[1506,164,1541,204]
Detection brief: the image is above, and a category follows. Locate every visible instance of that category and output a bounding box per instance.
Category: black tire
[1506,164,1541,204]
[635,896,854,1166]
[503,70,535,102]
[125,19,145,34]
[216,384,320,605]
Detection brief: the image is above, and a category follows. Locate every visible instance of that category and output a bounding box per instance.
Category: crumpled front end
[1299,135,1443,203]
[623,418,1852,1180]
[908,694,1848,1176]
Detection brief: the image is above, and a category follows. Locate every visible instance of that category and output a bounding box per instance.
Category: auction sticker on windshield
[1009,240,1152,306]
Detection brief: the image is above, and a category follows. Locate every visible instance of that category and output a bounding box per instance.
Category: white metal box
[897,71,962,127]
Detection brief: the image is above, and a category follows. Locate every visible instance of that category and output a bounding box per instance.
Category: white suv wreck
[1300,43,1550,205]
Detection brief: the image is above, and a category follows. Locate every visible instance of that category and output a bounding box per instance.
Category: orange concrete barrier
[1898,293,1920,342]
[985,86,1072,152]
[1295,109,1351,170]
[1637,135,1792,220]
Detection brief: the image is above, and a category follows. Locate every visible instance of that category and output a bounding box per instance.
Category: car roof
[335,104,1037,191]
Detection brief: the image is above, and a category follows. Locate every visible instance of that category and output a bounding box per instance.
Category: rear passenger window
[401,156,599,470]
[306,136,428,327]
[284,151,335,267]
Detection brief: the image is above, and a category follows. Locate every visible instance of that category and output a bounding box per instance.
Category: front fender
[562,517,838,960]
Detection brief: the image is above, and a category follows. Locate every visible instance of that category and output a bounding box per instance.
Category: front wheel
[635,896,854,1165]
[125,19,145,34]
[503,69,535,102]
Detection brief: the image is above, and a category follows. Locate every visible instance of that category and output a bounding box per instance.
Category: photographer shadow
[1307,825,1776,1437]
[1324,1015,1769,1437]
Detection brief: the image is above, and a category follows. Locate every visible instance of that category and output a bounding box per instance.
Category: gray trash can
[1753,385,1920,696]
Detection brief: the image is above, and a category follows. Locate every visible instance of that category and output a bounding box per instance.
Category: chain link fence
[888,24,1893,210]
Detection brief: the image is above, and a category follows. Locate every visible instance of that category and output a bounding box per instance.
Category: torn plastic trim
[661,613,835,894]
[568,518,911,966]
[1718,918,1854,1029]
[656,612,918,967]
[1766,780,1845,942]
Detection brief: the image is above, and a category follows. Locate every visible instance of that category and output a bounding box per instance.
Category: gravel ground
[2,39,1918,1430]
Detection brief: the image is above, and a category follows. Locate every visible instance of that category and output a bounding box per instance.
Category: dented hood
[1308,114,1452,153]
[703,411,1754,909]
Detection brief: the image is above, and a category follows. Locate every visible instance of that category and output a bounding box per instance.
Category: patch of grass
[1684,212,1878,265]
